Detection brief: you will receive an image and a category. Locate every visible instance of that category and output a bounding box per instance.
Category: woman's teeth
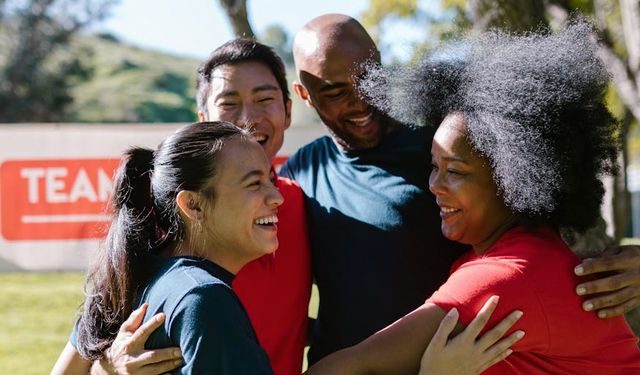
[254,215,278,225]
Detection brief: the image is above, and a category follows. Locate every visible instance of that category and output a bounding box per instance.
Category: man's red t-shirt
[233,175,312,375]
[429,226,640,374]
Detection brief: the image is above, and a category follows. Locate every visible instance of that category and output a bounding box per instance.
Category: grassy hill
[67,34,200,123]
[65,33,322,126]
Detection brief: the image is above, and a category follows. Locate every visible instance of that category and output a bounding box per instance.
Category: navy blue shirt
[281,125,465,363]
[71,257,273,375]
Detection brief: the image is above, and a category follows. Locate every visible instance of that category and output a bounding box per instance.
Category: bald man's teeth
[347,113,372,127]
[254,134,267,143]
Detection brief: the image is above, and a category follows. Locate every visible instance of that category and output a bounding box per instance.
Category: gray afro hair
[360,20,619,232]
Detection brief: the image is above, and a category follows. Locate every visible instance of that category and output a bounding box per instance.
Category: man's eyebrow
[318,82,349,93]
[252,84,279,94]
[213,84,279,99]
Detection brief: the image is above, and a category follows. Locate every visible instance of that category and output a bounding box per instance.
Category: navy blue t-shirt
[71,257,273,375]
[280,125,466,363]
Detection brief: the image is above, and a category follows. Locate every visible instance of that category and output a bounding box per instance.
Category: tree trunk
[613,111,634,241]
[217,0,255,38]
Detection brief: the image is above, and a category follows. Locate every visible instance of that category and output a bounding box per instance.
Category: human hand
[575,245,640,318]
[419,296,524,375]
[90,303,183,375]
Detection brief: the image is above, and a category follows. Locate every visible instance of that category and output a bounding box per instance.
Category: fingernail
[583,302,594,311]
[516,330,525,338]
[174,359,183,366]
[447,308,458,317]
[576,286,586,295]
[514,310,523,319]
[598,311,607,318]
[505,349,513,356]
[574,265,584,275]
[173,349,181,357]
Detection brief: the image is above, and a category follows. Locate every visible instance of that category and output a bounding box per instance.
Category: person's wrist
[89,358,112,375]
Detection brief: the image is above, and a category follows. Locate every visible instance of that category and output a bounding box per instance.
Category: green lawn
[0,272,85,375]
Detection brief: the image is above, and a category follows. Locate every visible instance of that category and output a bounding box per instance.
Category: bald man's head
[291,14,390,151]
[293,14,380,74]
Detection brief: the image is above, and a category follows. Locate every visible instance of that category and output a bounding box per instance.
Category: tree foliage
[0,0,118,122]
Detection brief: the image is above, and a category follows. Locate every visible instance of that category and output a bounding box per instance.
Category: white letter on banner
[20,168,45,203]
[69,168,97,202]
[46,168,68,203]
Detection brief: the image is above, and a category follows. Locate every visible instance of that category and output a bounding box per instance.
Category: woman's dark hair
[76,121,247,359]
[196,38,290,116]
[360,20,619,233]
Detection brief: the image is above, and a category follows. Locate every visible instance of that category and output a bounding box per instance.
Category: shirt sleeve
[68,318,79,349]
[278,157,296,180]
[167,285,274,375]
[428,259,549,352]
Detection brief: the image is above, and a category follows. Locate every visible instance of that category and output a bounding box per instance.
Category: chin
[441,227,461,243]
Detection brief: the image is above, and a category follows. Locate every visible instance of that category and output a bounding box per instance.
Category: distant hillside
[66,33,322,127]
[68,34,200,123]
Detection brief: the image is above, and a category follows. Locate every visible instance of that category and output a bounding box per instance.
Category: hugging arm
[306,297,523,375]
[575,245,640,317]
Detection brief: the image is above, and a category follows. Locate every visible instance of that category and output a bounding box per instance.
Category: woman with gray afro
[362,21,617,236]
[306,22,640,374]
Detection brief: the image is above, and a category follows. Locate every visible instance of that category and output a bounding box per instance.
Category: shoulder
[168,285,274,375]
[155,258,230,292]
[280,136,332,178]
[144,258,234,320]
[275,175,302,196]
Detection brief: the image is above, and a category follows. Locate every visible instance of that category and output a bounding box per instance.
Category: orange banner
[1,159,120,240]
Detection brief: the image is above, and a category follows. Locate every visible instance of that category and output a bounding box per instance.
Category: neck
[472,217,518,255]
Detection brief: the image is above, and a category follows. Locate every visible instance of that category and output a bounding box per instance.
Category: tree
[217,0,254,38]
[0,0,118,122]
[364,0,640,242]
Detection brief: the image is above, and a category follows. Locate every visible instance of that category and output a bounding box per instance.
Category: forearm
[308,303,447,375]
[50,342,92,375]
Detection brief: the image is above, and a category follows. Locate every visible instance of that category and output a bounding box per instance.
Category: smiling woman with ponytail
[53,121,283,374]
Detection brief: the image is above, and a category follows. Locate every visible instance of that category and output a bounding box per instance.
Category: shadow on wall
[0,256,22,272]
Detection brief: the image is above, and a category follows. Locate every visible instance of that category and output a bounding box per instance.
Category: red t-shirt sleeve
[428,259,549,352]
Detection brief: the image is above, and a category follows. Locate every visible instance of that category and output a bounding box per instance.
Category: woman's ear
[176,190,203,221]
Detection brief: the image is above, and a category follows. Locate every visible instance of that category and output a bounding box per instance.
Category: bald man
[281,13,640,365]
[280,14,465,363]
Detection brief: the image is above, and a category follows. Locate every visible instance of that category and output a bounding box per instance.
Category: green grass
[0,272,85,375]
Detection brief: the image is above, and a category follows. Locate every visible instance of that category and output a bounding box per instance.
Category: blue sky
[97,0,370,59]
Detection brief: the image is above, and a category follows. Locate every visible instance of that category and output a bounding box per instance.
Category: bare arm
[50,342,91,375]
[306,302,448,375]
[307,297,523,375]
[575,245,640,317]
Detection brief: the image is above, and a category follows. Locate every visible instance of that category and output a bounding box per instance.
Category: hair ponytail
[77,147,157,360]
